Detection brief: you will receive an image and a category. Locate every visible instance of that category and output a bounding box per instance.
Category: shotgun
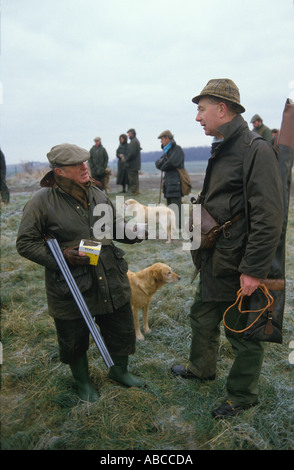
[46,237,114,368]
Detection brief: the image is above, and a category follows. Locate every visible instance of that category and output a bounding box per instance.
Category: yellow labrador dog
[124,198,178,243]
[127,263,181,340]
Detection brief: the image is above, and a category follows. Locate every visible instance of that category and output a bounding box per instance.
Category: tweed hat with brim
[192,78,245,113]
[47,143,90,166]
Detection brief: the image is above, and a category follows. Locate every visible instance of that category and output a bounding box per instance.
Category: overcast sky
[1,0,294,165]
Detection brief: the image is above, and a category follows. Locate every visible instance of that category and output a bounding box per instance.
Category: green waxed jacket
[195,114,284,302]
[88,145,109,177]
[125,136,141,171]
[254,123,272,142]
[16,181,136,320]
[155,140,185,198]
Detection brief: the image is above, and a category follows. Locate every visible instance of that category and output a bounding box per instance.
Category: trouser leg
[222,304,265,406]
[127,169,139,195]
[189,283,265,405]
[188,282,222,378]
[97,303,144,387]
[167,197,182,229]
[54,303,141,394]
[54,302,136,363]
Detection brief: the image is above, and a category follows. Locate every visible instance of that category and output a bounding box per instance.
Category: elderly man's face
[196,97,224,137]
[160,136,171,147]
[55,161,90,185]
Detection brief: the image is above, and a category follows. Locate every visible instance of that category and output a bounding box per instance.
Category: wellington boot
[69,353,99,403]
[108,355,145,388]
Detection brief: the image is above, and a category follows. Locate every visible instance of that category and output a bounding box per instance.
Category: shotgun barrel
[46,238,114,368]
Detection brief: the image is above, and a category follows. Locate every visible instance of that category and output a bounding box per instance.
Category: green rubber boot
[108,355,145,388]
[69,353,99,402]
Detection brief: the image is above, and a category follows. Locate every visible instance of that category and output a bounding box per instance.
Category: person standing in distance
[125,128,141,196]
[155,130,185,229]
[250,114,272,142]
[88,137,109,190]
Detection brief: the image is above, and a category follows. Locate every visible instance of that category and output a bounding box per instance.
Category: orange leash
[223,284,274,334]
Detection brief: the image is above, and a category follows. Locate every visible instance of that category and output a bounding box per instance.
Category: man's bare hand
[240,273,260,296]
[63,245,90,266]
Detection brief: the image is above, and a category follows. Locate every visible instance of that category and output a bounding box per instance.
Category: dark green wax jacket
[254,123,272,142]
[88,145,109,177]
[16,181,137,320]
[197,115,284,302]
[155,140,185,198]
[125,137,141,171]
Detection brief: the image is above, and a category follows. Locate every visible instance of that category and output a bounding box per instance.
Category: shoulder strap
[242,133,264,234]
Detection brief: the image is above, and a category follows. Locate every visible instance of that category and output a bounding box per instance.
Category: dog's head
[124,199,140,212]
[124,199,146,221]
[151,263,181,283]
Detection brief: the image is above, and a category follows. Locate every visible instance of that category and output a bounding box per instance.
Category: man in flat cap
[155,130,185,229]
[88,137,109,190]
[171,79,284,418]
[16,143,146,403]
[250,114,272,142]
[125,129,141,195]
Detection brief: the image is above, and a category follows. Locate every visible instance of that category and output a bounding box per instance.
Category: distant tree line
[141,146,210,162]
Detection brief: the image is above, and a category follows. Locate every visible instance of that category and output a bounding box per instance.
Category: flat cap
[158,130,173,139]
[192,78,245,113]
[94,136,101,141]
[250,114,262,123]
[47,143,90,166]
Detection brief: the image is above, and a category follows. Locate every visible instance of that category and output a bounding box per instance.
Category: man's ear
[218,102,227,118]
[54,167,63,177]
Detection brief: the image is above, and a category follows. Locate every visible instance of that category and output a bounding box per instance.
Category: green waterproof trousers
[188,281,265,406]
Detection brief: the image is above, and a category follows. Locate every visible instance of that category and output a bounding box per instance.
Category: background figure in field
[155,130,185,229]
[116,134,129,193]
[88,137,109,190]
[125,128,141,196]
[250,114,272,142]
[0,149,10,204]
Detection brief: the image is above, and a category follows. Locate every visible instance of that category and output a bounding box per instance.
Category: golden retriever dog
[127,263,181,340]
[124,198,178,243]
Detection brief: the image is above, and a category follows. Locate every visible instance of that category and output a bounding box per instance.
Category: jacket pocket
[212,246,242,277]
[50,265,93,298]
[113,247,129,275]
[212,230,247,277]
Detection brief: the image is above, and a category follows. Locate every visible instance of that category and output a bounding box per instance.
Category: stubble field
[1,169,293,451]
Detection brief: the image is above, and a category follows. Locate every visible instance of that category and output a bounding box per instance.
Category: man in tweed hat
[171,79,284,418]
